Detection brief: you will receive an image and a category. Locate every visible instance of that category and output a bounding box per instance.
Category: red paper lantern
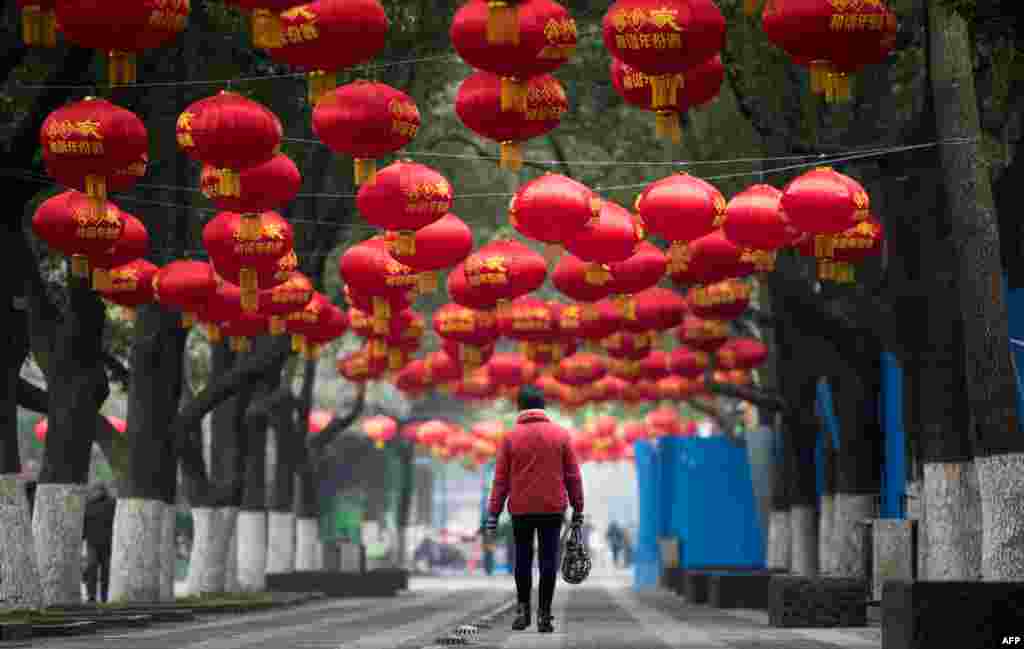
[602,330,653,361]
[41,98,147,214]
[722,183,796,273]
[510,173,599,252]
[200,154,301,214]
[313,81,419,184]
[97,259,158,320]
[780,167,869,238]
[497,297,558,342]
[621,421,649,443]
[285,291,332,352]
[434,304,499,374]
[639,350,672,381]
[266,0,389,105]
[220,311,270,353]
[203,210,294,311]
[463,238,548,304]
[448,261,500,312]
[259,271,314,336]
[687,279,752,321]
[385,212,472,292]
[455,71,568,170]
[344,284,414,323]
[486,352,537,388]
[603,0,725,109]
[363,415,397,449]
[298,303,348,360]
[395,360,429,397]
[552,253,614,304]
[646,405,682,435]
[176,91,283,201]
[824,216,885,283]
[635,286,687,332]
[555,352,607,386]
[356,161,453,255]
[55,0,188,82]
[339,237,420,326]
[578,298,624,342]
[336,348,387,382]
[152,260,216,328]
[637,172,726,272]
[521,339,577,368]
[32,191,126,279]
[675,229,748,285]
[716,337,768,370]
[610,55,724,142]
[564,199,641,277]
[669,346,709,378]
[424,350,463,386]
[46,152,148,202]
[89,211,148,291]
[451,0,577,111]
[676,314,729,353]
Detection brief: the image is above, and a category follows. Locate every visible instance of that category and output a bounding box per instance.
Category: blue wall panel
[1005,280,1024,426]
[881,352,906,518]
[633,440,660,589]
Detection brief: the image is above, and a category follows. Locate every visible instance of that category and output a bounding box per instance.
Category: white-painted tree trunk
[0,475,43,608]
[767,510,791,571]
[266,511,295,574]
[818,494,835,574]
[789,505,818,576]
[975,453,1024,580]
[32,483,86,606]
[223,509,241,593]
[832,493,877,578]
[237,510,267,591]
[159,506,177,601]
[186,506,239,594]
[921,462,981,580]
[108,498,166,602]
[294,517,320,571]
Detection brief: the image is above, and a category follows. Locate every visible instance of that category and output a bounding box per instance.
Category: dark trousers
[84,545,111,603]
[512,513,563,612]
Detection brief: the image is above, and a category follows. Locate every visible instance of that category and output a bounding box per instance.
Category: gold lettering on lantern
[281,6,319,44]
[465,255,508,287]
[406,180,451,214]
[624,70,650,90]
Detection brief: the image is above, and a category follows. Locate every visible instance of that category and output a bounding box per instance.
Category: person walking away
[622,526,633,567]
[606,521,624,568]
[484,386,584,633]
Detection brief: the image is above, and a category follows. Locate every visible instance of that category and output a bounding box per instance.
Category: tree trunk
[830,368,883,579]
[267,415,297,574]
[293,359,321,571]
[237,410,269,591]
[766,428,791,571]
[294,514,321,571]
[819,426,836,575]
[34,277,107,606]
[395,438,415,569]
[109,305,185,602]
[786,409,819,577]
[0,476,43,608]
[159,505,176,601]
[927,0,1024,582]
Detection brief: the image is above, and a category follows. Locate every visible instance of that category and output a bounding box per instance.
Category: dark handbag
[560,522,591,584]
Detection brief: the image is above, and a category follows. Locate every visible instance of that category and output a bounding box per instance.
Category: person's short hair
[517,385,545,411]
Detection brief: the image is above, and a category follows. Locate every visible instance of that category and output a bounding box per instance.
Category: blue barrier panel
[661,436,687,565]
[816,380,841,449]
[633,439,660,589]
[677,437,765,568]
[1005,278,1024,426]
[881,352,906,518]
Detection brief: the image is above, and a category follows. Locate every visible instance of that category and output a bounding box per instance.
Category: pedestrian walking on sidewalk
[484,386,584,634]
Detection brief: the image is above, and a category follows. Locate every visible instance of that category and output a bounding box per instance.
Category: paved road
[31,571,882,649]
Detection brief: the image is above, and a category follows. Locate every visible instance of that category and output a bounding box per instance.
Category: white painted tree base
[790,505,818,576]
[818,494,835,575]
[0,475,43,609]
[294,517,320,571]
[159,506,176,602]
[832,493,877,578]
[767,510,791,571]
[109,498,166,602]
[237,510,267,591]
[921,461,981,580]
[224,521,240,593]
[186,506,239,595]
[975,453,1024,580]
[32,483,87,606]
[266,511,295,574]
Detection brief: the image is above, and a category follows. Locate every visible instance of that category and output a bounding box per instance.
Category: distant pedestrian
[484,386,584,634]
[606,521,624,568]
[622,527,633,567]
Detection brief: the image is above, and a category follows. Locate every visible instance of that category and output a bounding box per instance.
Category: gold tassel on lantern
[500,77,528,112]
[372,296,391,324]
[375,439,385,449]
[92,268,112,292]
[486,1,519,45]
[84,174,107,222]
[814,235,836,260]
[269,316,285,335]
[353,158,377,185]
[217,168,241,197]
[239,268,258,312]
[70,254,89,279]
[826,72,852,103]
[654,111,682,144]
[291,333,304,352]
[303,343,321,360]
[182,312,196,329]
[239,213,262,241]
[615,295,637,320]
[307,70,336,106]
[206,323,222,344]
[21,5,56,47]
[417,271,437,294]
[585,263,611,286]
[251,9,283,49]
[390,230,416,257]
[649,73,682,110]
[499,142,523,171]
[389,349,403,370]
[107,50,137,85]
[809,60,832,97]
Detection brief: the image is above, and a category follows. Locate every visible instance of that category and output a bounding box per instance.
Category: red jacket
[487,409,584,516]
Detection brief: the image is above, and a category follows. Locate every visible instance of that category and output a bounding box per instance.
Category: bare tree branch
[309,382,367,455]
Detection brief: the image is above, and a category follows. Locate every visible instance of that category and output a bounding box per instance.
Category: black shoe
[511,603,531,630]
[537,609,554,633]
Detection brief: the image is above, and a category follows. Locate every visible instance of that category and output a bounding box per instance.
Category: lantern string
[0,137,973,209]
